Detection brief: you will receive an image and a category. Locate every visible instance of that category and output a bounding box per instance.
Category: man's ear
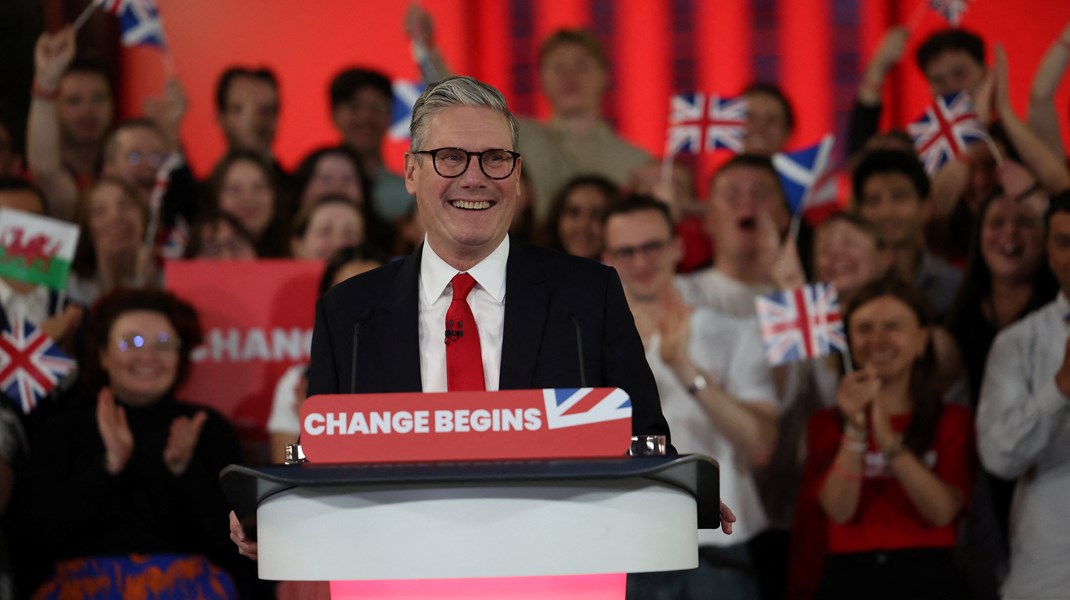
[404,153,418,195]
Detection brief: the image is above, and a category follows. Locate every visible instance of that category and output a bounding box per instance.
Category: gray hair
[409,76,520,153]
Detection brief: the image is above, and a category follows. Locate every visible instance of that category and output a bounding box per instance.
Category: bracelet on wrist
[32,80,59,101]
[882,436,907,461]
[841,434,868,453]
[843,422,868,441]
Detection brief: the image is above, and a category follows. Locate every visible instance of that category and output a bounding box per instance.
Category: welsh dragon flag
[0,209,80,291]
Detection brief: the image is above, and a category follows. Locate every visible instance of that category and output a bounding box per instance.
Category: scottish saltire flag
[389,80,427,140]
[666,93,747,154]
[100,0,166,48]
[0,209,79,291]
[908,91,989,175]
[772,134,837,215]
[930,0,971,27]
[755,283,847,366]
[543,387,631,430]
[0,318,76,414]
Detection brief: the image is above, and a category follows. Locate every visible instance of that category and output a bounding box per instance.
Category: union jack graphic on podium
[666,93,747,155]
[100,0,166,48]
[543,388,632,430]
[755,283,847,366]
[0,318,76,414]
[908,91,989,176]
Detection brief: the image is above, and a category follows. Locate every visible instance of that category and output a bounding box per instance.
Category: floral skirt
[33,554,236,600]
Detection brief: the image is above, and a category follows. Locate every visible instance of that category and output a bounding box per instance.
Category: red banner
[301,388,633,463]
[165,260,322,445]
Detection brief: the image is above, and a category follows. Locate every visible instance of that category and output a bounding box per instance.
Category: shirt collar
[420,235,510,306]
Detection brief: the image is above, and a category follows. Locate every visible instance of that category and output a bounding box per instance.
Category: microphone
[550,299,587,388]
[444,319,464,345]
[567,312,587,388]
[350,309,374,394]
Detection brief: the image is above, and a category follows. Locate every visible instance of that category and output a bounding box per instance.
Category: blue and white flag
[389,80,427,141]
[100,0,166,48]
[772,134,837,215]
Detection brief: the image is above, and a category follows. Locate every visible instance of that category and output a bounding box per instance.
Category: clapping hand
[96,388,134,475]
[163,410,208,476]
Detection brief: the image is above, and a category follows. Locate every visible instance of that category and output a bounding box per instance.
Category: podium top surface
[222,454,721,529]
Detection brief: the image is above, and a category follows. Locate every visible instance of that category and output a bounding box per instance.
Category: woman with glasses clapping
[17,288,245,599]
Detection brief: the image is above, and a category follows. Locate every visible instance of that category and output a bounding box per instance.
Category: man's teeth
[1001,244,1021,257]
[451,200,491,210]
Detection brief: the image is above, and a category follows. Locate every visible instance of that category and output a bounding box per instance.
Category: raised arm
[659,296,777,466]
[1027,21,1070,162]
[847,26,909,155]
[27,26,79,221]
[404,4,452,82]
[992,45,1070,195]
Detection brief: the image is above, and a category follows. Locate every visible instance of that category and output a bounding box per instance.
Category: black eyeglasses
[412,147,520,180]
[605,239,673,261]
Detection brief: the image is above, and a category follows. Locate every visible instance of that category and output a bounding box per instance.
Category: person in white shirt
[603,196,776,600]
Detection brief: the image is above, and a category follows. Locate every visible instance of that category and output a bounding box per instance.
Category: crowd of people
[0,6,1068,599]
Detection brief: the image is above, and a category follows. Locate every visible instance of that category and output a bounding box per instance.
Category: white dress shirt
[418,236,509,392]
[977,292,1070,599]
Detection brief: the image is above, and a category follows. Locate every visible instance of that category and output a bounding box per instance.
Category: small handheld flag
[930,0,972,27]
[755,283,847,366]
[0,209,80,292]
[666,93,747,155]
[100,0,167,48]
[772,134,837,216]
[908,91,989,176]
[389,80,427,141]
[0,318,76,414]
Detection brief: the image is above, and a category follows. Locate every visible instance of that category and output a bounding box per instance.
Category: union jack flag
[908,91,989,176]
[666,93,747,155]
[930,0,971,27]
[389,80,427,141]
[99,0,166,48]
[754,283,847,366]
[0,318,76,414]
[542,387,631,430]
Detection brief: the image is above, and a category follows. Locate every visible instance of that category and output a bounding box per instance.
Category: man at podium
[306,75,672,435]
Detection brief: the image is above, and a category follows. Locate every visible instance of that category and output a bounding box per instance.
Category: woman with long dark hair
[802,277,973,599]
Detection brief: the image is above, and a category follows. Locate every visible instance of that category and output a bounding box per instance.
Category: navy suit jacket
[308,240,671,439]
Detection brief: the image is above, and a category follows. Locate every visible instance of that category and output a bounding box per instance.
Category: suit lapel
[500,242,550,389]
[375,250,423,392]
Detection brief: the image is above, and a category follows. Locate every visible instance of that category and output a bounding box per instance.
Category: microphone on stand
[349,309,375,394]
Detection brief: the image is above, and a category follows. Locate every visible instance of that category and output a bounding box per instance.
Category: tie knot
[451,272,478,301]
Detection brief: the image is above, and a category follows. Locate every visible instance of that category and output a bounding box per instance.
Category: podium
[221,455,720,595]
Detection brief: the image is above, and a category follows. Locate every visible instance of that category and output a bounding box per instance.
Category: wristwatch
[686,373,708,396]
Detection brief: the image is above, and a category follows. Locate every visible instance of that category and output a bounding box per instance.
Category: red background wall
[120,0,1070,190]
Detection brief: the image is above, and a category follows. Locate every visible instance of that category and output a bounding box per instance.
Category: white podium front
[221,455,720,587]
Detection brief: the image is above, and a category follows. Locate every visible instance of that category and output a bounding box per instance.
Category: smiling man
[305,76,670,435]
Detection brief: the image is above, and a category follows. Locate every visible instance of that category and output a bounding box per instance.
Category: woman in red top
[805,277,973,599]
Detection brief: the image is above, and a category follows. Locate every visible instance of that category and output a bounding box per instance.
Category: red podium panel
[300,388,633,463]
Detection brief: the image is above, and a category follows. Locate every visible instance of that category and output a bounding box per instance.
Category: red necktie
[445,273,485,391]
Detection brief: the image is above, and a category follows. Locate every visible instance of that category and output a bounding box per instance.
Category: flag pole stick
[841,347,855,373]
[71,0,102,33]
[983,137,1005,167]
[54,290,66,317]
